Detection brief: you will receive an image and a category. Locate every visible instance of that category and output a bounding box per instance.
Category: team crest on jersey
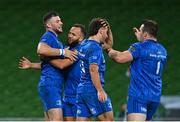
[130,46,136,52]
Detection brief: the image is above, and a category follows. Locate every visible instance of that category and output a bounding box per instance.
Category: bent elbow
[37,49,45,56]
[56,64,68,69]
[59,65,65,69]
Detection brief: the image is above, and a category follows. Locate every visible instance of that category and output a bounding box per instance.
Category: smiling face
[46,16,63,34]
[67,27,84,45]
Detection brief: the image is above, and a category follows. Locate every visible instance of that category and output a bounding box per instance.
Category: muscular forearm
[90,64,107,102]
[108,49,133,63]
[37,43,77,61]
[38,47,60,56]
[91,72,103,91]
[37,43,61,57]
[108,49,121,62]
[49,59,73,69]
[90,65,103,92]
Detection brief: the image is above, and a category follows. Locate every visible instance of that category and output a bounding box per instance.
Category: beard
[55,29,62,34]
[53,26,63,34]
[67,40,79,47]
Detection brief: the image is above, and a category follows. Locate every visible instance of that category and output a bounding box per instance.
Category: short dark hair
[72,24,86,39]
[141,19,158,37]
[88,18,108,36]
[43,11,59,25]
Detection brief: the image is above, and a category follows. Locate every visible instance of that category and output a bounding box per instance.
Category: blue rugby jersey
[64,42,82,97]
[128,39,167,102]
[38,31,64,87]
[77,39,106,93]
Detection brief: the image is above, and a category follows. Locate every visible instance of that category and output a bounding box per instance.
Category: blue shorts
[38,86,62,112]
[63,96,77,117]
[76,92,113,117]
[127,96,159,120]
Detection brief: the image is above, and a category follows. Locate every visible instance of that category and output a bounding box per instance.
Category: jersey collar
[144,39,157,43]
[88,39,101,45]
[47,31,58,37]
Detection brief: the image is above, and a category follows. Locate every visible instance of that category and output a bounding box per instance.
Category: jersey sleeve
[40,36,52,46]
[128,42,141,59]
[88,45,101,65]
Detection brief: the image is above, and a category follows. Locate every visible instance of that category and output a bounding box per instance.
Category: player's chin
[100,39,106,44]
[57,29,63,33]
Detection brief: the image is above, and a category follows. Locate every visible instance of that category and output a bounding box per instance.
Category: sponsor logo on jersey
[130,46,136,52]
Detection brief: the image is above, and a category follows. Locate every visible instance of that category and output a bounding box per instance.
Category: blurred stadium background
[0,0,180,120]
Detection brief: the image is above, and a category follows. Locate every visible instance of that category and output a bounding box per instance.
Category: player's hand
[102,26,113,50]
[97,90,107,102]
[19,56,31,69]
[64,47,78,61]
[133,27,141,41]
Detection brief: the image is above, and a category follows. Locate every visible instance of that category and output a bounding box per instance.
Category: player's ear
[143,32,148,38]
[46,21,51,28]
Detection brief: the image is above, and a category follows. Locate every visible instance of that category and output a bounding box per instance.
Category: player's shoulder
[80,39,100,50]
[131,41,141,46]
[146,40,167,54]
[41,31,54,40]
[157,42,167,50]
[132,40,154,49]
[130,42,142,50]
[157,42,167,56]
[79,39,88,48]
[89,40,101,49]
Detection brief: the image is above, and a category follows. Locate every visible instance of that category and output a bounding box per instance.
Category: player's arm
[90,64,107,102]
[49,58,74,69]
[19,57,41,70]
[107,49,133,63]
[37,42,77,61]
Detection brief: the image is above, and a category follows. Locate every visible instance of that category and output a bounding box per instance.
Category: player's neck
[46,29,58,37]
[144,36,157,42]
[88,35,101,43]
